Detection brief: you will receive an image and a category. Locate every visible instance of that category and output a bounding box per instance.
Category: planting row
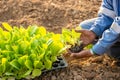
[0,22,83,79]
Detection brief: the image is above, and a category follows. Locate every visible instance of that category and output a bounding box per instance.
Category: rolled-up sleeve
[90,0,115,36]
[92,17,120,55]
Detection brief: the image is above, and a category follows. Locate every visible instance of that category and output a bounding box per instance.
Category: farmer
[69,0,120,60]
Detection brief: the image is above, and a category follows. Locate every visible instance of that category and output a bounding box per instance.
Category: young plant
[0,22,92,79]
[61,27,93,53]
[0,22,67,79]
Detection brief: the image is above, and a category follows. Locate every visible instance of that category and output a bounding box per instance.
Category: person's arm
[92,17,120,55]
[90,0,115,36]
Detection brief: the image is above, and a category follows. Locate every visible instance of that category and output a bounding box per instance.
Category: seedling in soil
[68,38,93,53]
[68,40,84,53]
[69,44,84,53]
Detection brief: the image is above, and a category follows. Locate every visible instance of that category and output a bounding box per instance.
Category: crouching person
[69,0,120,61]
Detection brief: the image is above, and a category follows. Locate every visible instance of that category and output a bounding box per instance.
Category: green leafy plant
[0,22,92,79]
[61,28,93,53]
[61,28,81,46]
[0,22,68,79]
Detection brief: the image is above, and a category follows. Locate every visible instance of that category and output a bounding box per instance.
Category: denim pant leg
[79,18,97,30]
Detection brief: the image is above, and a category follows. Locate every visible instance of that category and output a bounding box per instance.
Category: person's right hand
[75,29,97,46]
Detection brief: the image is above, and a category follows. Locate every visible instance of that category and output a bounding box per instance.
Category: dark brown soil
[1,0,120,80]
[69,44,84,53]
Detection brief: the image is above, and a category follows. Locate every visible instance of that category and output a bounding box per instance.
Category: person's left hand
[75,29,96,46]
[68,49,93,59]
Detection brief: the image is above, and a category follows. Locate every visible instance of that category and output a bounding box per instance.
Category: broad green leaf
[39,27,46,36]
[50,56,57,62]
[0,27,4,39]
[5,45,12,51]
[31,39,39,49]
[39,53,45,60]
[28,25,38,36]
[46,39,53,46]
[2,58,7,64]
[29,53,36,62]
[18,55,28,65]
[21,70,31,78]
[62,28,81,45]
[1,77,7,80]
[0,64,6,73]
[0,41,6,49]
[2,22,12,31]
[30,25,38,36]
[44,57,52,70]
[58,46,68,54]
[42,44,48,50]
[62,28,72,36]
[32,69,41,78]
[19,41,29,52]
[25,59,33,70]
[36,46,44,55]
[72,29,80,38]
[1,58,11,72]
[18,41,30,55]
[5,72,14,76]
[1,50,12,58]
[52,34,61,41]
[34,61,39,68]
[12,46,18,53]
[49,41,64,56]
[34,61,44,69]
[3,31,11,40]
[10,59,20,70]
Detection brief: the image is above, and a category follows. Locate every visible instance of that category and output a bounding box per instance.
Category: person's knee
[79,21,86,29]
[79,21,91,30]
[79,18,96,30]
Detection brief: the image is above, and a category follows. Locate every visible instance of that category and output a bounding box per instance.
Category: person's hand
[75,29,96,45]
[69,49,93,59]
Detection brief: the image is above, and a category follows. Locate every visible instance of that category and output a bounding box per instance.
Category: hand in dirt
[75,29,96,46]
[68,49,93,59]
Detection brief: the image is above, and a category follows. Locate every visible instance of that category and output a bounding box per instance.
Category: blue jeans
[79,18,97,30]
[79,18,120,59]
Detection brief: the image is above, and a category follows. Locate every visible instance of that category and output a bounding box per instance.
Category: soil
[69,44,84,53]
[1,0,120,80]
